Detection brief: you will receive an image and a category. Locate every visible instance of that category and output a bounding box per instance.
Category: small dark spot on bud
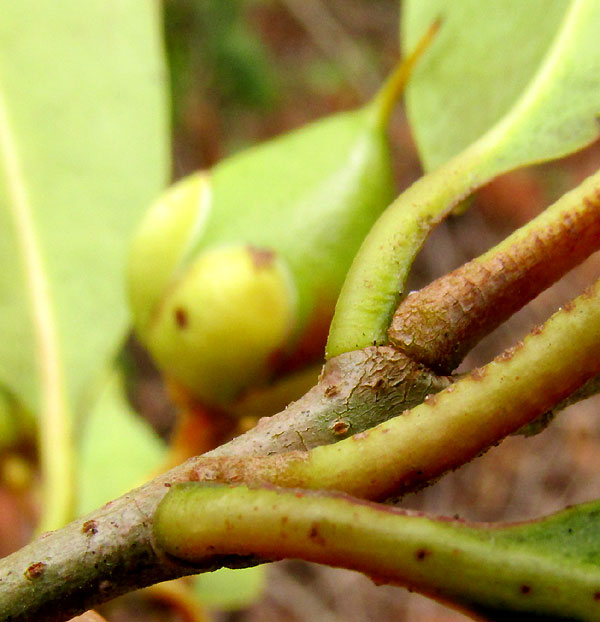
[415,549,430,561]
[248,246,275,269]
[82,520,98,536]
[594,591,600,601]
[174,307,188,328]
[331,420,349,436]
[520,585,531,594]
[24,562,46,580]
[164,482,172,487]
[308,523,326,546]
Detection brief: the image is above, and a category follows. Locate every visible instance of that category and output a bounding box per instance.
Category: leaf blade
[0,1,170,528]
[0,1,169,413]
[77,370,166,516]
[403,0,599,172]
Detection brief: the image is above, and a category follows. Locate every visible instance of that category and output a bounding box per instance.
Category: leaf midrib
[0,78,73,530]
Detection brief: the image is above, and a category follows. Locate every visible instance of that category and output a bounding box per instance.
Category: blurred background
[7,1,600,620]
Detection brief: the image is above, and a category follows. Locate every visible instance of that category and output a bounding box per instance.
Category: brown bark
[389,178,600,373]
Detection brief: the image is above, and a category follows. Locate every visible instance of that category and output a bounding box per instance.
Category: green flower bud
[128,31,435,407]
[128,173,211,341]
[136,245,296,406]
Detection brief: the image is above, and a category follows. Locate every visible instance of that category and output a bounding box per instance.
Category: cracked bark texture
[389,172,600,373]
[0,347,449,622]
[214,346,451,456]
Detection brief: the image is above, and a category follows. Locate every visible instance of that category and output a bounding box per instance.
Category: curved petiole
[199,276,600,501]
[389,167,600,373]
[155,484,600,622]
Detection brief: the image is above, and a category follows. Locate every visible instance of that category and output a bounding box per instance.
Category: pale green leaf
[402,0,599,172]
[0,2,169,416]
[77,370,166,516]
[193,567,266,610]
[0,2,169,528]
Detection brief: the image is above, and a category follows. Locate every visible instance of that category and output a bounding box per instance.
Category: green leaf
[402,0,599,171]
[77,370,166,516]
[0,1,169,528]
[0,1,169,419]
[156,484,600,622]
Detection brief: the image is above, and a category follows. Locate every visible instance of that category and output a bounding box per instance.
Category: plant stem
[326,0,600,360]
[274,277,600,499]
[156,485,600,622]
[326,137,499,358]
[3,275,600,621]
[213,346,451,457]
[389,167,600,373]
[0,347,449,622]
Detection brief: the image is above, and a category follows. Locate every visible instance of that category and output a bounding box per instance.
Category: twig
[389,169,600,373]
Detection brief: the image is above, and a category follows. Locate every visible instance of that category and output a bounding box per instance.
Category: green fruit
[128,30,435,407]
[146,244,296,405]
[128,172,211,342]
